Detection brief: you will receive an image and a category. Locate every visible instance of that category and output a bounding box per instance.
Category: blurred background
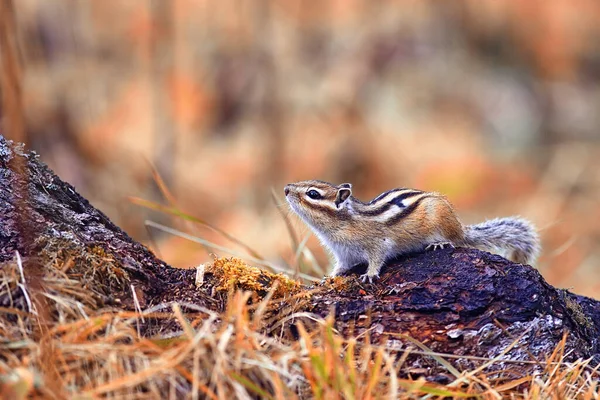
[1,1,599,297]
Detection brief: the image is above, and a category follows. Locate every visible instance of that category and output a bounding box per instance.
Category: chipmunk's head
[284,180,352,230]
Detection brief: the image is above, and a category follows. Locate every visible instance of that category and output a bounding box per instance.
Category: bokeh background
[2,1,599,297]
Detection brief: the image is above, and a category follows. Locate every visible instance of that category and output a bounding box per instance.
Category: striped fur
[284,180,540,282]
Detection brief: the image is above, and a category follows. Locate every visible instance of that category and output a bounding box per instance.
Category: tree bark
[1,134,598,379]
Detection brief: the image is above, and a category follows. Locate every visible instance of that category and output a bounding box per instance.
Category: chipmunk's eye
[306,190,322,200]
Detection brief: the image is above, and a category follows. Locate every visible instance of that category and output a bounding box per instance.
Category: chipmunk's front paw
[425,242,454,252]
[360,272,380,283]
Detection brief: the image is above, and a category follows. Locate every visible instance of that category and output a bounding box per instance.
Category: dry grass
[3,1,600,298]
[1,2,599,397]
[1,254,598,399]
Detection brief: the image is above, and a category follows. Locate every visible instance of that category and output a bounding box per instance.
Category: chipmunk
[284,180,540,283]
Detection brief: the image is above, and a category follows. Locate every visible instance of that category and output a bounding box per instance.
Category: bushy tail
[463,217,540,266]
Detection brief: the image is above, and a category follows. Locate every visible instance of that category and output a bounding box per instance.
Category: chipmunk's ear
[339,183,352,189]
[335,187,352,208]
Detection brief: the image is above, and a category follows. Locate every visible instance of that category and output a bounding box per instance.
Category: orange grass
[1,255,599,399]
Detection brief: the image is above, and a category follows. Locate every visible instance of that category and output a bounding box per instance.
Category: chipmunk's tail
[463,217,540,266]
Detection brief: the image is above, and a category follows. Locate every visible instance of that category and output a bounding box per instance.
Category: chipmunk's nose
[284,185,290,196]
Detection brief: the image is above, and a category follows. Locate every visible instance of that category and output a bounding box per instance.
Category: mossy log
[1,134,599,379]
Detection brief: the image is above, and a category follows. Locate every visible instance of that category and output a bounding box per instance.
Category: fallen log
[1,134,598,383]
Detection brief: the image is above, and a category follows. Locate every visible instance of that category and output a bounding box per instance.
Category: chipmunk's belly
[329,241,368,266]
[386,237,427,259]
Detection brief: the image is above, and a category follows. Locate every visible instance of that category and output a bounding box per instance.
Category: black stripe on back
[389,191,423,207]
[358,191,424,217]
[359,202,393,216]
[367,188,422,205]
[384,195,430,226]
[367,188,404,205]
